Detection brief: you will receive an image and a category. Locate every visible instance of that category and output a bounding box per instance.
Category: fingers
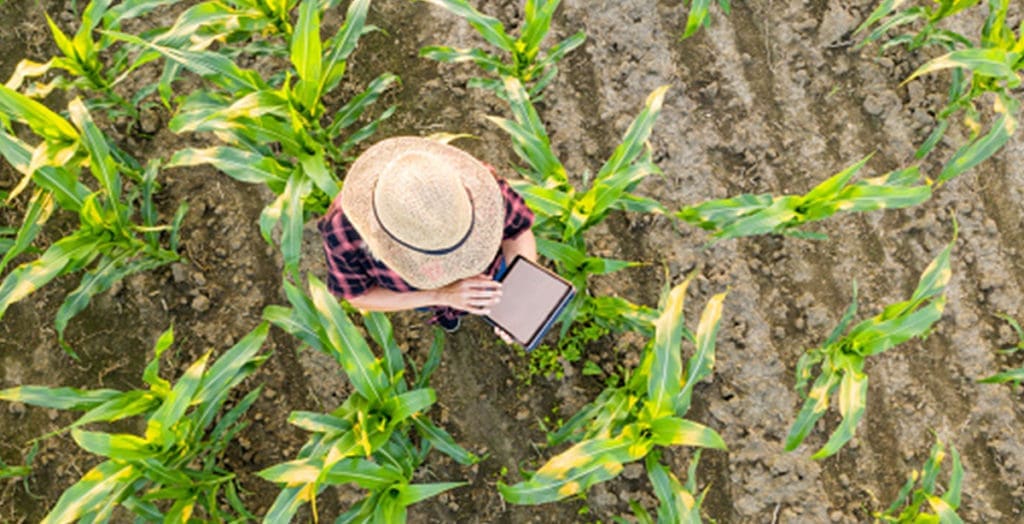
[456,277,501,314]
[494,327,515,344]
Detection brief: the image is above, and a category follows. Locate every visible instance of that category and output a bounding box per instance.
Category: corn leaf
[937,100,1018,184]
[0,233,102,322]
[56,252,166,351]
[288,411,350,435]
[677,291,726,413]
[0,82,79,143]
[645,452,701,524]
[321,0,371,93]
[104,31,264,91]
[193,322,269,407]
[906,47,1021,86]
[784,371,841,452]
[397,481,466,506]
[308,274,389,403]
[292,0,323,109]
[0,130,89,210]
[683,0,713,39]
[72,429,159,461]
[412,416,479,465]
[386,388,436,424]
[68,98,120,201]
[323,458,405,489]
[259,457,324,485]
[811,368,868,459]
[168,146,290,186]
[145,351,211,445]
[0,189,53,274]
[42,461,137,524]
[363,311,404,386]
[646,278,688,418]
[423,0,515,51]
[72,390,160,429]
[0,385,122,410]
[649,416,726,450]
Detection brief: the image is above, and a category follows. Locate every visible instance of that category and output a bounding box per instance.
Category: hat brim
[340,137,504,290]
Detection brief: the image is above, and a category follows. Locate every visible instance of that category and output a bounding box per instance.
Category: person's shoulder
[318,203,363,244]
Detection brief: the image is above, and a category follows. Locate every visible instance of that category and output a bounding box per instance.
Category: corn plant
[259,275,475,521]
[489,76,667,336]
[5,0,179,120]
[612,450,707,524]
[0,89,186,355]
[681,0,731,40]
[978,314,1024,388]
[108,0,395,277]
[858,0,1022,184]
[785,232,954,460]
[875,437,964,523]
[499,276,727,504]
[420,0,585,99]
[677,157,932,242]
[0,323,270,522]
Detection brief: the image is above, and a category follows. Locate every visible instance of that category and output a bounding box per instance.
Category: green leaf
[68,98,120,201]
[307,274,389,403]
[41,461,137,524]
[168,147,290,186]
[323,457,405,489]
[785,371,841,452]
[0,189,53,274]
[193,322,270,407]
[0,233,102,324]
[412,416,479,465]
[423,0,515,51]
[0,386,122,411]
[72,429,159,461]
[811,369,868,459]
[145,351,211,445]
[386,388,436,424]
[646,277,688,418]
[363,311,404,386]
[292,0,323,109]
[937,100,1018,184]
[677,291,726,413]
[321,0,371,93]
[397,482,467,506]
[649,416,727,450]
[73,390,160,429]
[0,84,79,142]
[906,47,1021,87]
[683,0,713,39]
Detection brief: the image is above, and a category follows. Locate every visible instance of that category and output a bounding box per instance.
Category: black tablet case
[484,256,575,351]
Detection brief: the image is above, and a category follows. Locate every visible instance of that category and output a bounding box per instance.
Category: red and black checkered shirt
[318,174,534,326]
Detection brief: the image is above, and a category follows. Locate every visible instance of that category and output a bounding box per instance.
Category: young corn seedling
[612,450,708,524]
[490,76,668,335]
[858,0,1023,184]
[681,0,731,40]
[5,0,179,120]
[677,157,932,242]
[110,0,397,276]
[978,314,1024,388]
[260,275,475,521]
[875,437,964,523]
[499,275,727,504]
[785,231,954,460]
[0,323,270,522]
[420,0,585,99]
[0,89,186,356]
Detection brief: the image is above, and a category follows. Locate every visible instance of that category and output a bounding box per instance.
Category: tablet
[485,256,575,351]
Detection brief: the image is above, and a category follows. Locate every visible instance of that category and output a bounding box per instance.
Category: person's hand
[434,274,502,315]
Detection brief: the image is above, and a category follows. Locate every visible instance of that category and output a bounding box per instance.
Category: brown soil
[2,0,1023,522]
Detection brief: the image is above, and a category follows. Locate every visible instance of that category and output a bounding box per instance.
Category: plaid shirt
[318,172,534,326]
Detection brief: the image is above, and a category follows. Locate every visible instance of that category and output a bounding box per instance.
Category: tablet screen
[486,257,574,348]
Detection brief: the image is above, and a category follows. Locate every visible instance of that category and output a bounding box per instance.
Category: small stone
[515,407,530,421]
[839,474,850,487]
[192,272,207,287]
[830,510,844,522]
[191,294,211,312]
[171,263,188,283]
[622,463,644,480]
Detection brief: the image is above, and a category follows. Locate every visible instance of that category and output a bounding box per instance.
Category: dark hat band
[371,186,476,256]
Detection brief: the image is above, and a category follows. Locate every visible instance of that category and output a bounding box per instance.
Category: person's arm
[500,228,537,264]
[347,275,503,315]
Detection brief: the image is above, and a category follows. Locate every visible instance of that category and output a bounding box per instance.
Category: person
[318,136,537,333]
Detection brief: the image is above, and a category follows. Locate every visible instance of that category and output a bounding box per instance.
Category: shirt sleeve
[318,209,373,299]
[496,178,535,240]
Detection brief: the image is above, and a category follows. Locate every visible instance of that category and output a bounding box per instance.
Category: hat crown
[373,151,473,251]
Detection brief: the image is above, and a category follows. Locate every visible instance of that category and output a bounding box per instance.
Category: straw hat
[340,136,504,289]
